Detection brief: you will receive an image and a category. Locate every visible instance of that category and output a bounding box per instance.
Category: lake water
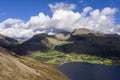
[57,62,120,80]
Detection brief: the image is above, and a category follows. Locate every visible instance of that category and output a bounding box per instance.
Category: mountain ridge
[12,28,120,59]
[0,28,120,62]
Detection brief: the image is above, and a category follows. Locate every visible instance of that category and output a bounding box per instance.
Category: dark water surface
[57,62,120,80]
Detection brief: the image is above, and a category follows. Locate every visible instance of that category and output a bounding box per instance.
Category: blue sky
[0,0,120,23]
[0,0,120,40]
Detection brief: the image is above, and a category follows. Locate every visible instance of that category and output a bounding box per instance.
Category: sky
[0,0,120,40]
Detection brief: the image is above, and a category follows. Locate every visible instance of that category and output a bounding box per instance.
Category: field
[27,50,119,66]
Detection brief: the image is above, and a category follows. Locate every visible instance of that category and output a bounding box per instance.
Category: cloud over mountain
[0,2,119,40]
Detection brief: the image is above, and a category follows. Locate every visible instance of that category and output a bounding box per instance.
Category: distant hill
[0,47,68,80]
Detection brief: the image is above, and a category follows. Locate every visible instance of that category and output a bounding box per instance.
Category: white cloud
[51,10,81,31]
[27,13,51,30]
[0,18,34,39]
[49,2,76,12]
[101,7,117,15]
[113,25,120,34]
[81,7,93,16]
[0,2,120,40]
[83,7,92,12]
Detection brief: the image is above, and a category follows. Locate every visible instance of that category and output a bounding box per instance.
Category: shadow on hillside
[14,34,50,55]
[55,34,120,59]
[14,43,49,55]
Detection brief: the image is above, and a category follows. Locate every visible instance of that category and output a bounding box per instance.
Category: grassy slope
[0,47,68,80]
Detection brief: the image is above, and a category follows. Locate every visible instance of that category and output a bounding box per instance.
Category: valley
[1,1,120,80]
[27,50,117,66]
[13,28,120,66]
[0,28,120,80]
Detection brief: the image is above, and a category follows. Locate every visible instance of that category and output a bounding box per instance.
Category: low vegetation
[27,50,120,66]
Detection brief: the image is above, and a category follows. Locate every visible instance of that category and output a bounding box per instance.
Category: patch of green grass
[0,63,4,70]
[103,59,113,65]
[27,50,119,66]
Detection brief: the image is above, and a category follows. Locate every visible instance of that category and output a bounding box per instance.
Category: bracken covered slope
[0,47,68,80]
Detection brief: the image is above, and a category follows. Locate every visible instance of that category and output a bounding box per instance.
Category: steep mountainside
[0,47,68,80]
[14,34,51,55]
[56,29,120,59]
[0,34,18,51]
[14,32,72,55]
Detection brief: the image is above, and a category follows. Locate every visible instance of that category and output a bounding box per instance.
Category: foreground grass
[27,50,120,66]
[0,47,68,80]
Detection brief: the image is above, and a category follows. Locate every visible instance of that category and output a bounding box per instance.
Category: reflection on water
[57,62,120,80]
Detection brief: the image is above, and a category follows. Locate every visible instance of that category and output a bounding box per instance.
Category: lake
[57,62,120,80]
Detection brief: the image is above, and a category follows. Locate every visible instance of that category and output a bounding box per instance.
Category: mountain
[0,28,119,66]
[14,32,72,55]
[13,28,120,59]
[55,29,120,59]
[0,34,18,51]
[14,34,51,55]
[0,46,68,80]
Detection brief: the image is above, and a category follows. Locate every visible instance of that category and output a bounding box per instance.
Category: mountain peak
[72,28,105,36]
